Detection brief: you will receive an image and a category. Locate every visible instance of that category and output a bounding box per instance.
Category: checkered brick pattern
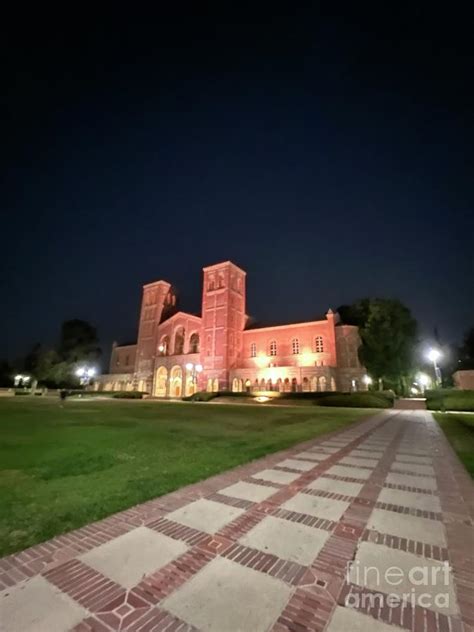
[0,410,473,631]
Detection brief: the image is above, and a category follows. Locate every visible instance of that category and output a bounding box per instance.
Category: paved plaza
[1,410,473,631]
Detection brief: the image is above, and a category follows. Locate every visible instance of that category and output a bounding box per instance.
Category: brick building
[96,261,366,395]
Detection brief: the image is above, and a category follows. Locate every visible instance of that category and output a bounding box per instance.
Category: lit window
[269,340,277,356]
[292,338,300,354]
[250,342,257,357]
[315,336,324,353]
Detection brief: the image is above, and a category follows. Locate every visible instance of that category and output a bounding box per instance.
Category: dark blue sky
[2,5,473,366]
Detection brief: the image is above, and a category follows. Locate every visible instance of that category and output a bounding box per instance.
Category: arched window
[208,277,215,291]
[189,333,200,354]
[292,338,300,354]
[302,377,310,392]
[310,376,318,392]
[269,340,277,356]
[291,377,298,392]
[315,336,324,353]
[250,342,257,357]
[319,376,327,392]
[174,328,185,355]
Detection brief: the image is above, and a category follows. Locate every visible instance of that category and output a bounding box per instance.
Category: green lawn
[0,398,371,557]
[435,412,474,477]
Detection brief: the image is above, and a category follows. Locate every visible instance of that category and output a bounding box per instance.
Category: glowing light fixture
[427,348,441,363]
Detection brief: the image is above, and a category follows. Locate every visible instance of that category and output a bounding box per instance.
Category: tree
[58,319,101,364]
[22,319,102,387]
[0,360,14,387]
[459,327,474,369]
[338,298,418,394]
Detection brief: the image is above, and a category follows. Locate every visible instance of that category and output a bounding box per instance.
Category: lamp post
[14,374,31,388]
[185,363,203,394]
[426,348,442,387]
[76,366,96,387]
[362,375,372,390]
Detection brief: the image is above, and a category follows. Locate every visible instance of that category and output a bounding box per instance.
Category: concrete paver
[240,515,329,564]
[161,556,291,632]
[80,525,188,588]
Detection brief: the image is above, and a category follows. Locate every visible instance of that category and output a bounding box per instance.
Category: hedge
[426,389,474,412]
[313,392,393,408]
[183,390,393,408]
[112,391,145,399]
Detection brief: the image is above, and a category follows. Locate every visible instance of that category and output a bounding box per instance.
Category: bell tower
[201,261,246,390]
[135,280,172,386]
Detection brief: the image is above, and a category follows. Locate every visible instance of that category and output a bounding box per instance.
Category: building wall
[109,343,137,375]
[453,370,474,390]
[241,314,337,370]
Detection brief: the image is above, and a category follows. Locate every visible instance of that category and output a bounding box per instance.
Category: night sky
[2,5,473,367]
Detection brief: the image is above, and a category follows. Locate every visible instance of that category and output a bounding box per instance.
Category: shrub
[112,391,144,399]
[315,392,393,408]
[183,391,219,402]
[426,389,474,412]
[14,390,31,396]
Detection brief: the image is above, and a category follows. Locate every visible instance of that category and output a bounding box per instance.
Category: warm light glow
[300,352,314,366]
[76,367,85,377]
[255,353,268,368]
[158,344,165,352]
[363,375,373,385]
[195,364,203,372]
[255,396,270,403]
[185,362,193,371]
[427,348,441,363]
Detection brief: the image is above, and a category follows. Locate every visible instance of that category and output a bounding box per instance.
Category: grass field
[435,412,474,477]
[0,398,371,556]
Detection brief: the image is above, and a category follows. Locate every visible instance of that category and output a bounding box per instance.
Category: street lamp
[363,375,373,388]
[426,348,442,387]
[185,363,203,394]
[14,374,31,388]
[76,366,96,387]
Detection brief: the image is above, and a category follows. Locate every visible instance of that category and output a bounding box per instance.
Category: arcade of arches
[231,375,337,393]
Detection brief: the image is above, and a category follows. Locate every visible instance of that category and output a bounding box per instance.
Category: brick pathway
[1,411,473,632]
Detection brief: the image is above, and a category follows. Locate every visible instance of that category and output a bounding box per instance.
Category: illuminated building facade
[96,261,366,395]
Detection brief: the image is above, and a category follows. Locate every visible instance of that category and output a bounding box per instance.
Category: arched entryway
[154,366,168,397]
[170,366,183,397]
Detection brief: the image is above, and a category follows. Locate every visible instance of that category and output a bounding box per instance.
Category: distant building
[95,261,366,395]
[453,370,474,390]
